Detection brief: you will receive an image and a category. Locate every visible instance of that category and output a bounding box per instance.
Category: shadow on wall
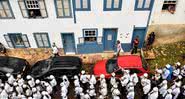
[0,48,63,65]
[0,48,115,65]
[146,24,185,45]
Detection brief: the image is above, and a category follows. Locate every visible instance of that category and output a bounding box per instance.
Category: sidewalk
[0,48,137,65]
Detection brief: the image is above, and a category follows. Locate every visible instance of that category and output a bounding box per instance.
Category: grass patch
[147,41,185,70]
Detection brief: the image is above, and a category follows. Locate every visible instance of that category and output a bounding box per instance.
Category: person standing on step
[131,36,139,54]
[116,40,123,57]
[52,42,59,57]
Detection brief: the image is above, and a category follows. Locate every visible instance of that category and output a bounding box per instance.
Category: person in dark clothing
[0,43,6,54]
[146,32,155,50]
[131,36,139,54]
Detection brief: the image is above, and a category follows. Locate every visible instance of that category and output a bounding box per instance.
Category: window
[104,0,122,11]
[79,29,103,44]
[55,0,72,18]
[0,0,14,19]
[75,0,91,11]
[18,0,47,18]
[135,0,153,10]
[162,0,177,14]
[33,33,51,48]
[83,29,97,42]
[4,33,30,48]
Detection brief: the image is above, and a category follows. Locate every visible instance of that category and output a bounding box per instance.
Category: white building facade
[0,0,154,54]
[147,0,185,45]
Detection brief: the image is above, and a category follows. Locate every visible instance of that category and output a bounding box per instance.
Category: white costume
[148,87,158,99]
[165,89,173,99]
[127,87,135,99]
[159,80,168,97]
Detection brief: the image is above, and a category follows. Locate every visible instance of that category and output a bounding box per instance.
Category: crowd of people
[0,62,185,99]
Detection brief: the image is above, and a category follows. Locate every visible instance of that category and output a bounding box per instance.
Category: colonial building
[0,0,154,54]
[147,0,185,45]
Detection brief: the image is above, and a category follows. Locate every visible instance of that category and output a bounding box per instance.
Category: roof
[117,55,143,68]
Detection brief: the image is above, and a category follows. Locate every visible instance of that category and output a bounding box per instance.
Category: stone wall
[0,48,117,65]
[0,48,64,65]
[146,24,185,45]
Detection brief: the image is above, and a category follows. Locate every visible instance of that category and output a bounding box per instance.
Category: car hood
[0,56,28,74]
[93,60,109,76]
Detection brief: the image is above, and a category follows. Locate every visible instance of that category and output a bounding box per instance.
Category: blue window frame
[78,29,99,44]
[0,0,14,19]
[33,33,51,48]
[54,0,72,18]
[75,0,91,11]
[4,33,30,48]
[103,0,122,11]
[135,0,154,10]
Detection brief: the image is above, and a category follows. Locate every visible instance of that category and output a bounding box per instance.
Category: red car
[93,55,149,78]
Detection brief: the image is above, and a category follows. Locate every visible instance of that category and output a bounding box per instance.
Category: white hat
[74,75,78,79]
[133,73,137,76]
[60,82,64,86]
[102,83,107,88]
[32,88,37,92]
[166,64,171,68]
[129,82,134,86]
[23,84,27,88]
[176,83,181,87]
[80,93,84,96]
[100,74,105,78]
[90,84,94,89]
[111,73,115,77]
[6,73,11,77]
[176,62,181,66]
[63,75,67,80]
[178,75,182,79]
[49,75,54,79]
[13,82,18,86]
[42,91,46,95]
[17,74,21,78]
[153,87,158,92]
[35,79,40,84]
[99,95,103,99]
[167,89,172,93]
[113,84,118,88]
[0,84,4,87]
[81,70,85,74]
[156,69,162,74]
[45,83,49,86]
[114,89,120,95]
[183,85,185,89]
[125,70,130,74]
[28,97,33,99]
[26,75,32,80]
[143,73,148,78]
[162,80,167,84]
[128,87,134,91]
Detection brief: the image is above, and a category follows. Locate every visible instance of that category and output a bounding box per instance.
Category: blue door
[103,29,117,51]
[61,33,76,54]
[131,28,146,48]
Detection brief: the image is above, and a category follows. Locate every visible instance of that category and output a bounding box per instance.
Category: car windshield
[31,59,50,75]
[106,59,119,74]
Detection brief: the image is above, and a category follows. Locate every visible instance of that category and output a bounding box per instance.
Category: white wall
[150,0,185,25]
[0,0,150,48]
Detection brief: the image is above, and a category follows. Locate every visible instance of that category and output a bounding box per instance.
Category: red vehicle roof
[117,55,143,68]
